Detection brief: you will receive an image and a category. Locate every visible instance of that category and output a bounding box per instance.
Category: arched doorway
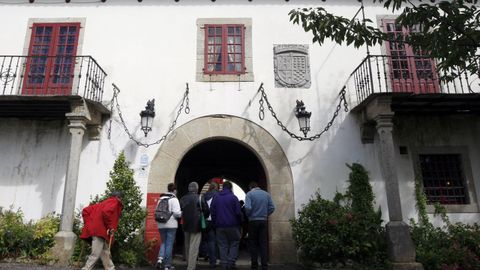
[175,139,266,197]
[145,115,296,264]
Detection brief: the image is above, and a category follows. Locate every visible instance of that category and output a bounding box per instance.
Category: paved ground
[0,262,304,270]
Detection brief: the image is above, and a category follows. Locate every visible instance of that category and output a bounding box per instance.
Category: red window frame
[22,22,80,96]
[204,24,245,75]
[382,19,439,94]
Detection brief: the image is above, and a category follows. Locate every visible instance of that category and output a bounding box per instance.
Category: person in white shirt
[156,183,182,270]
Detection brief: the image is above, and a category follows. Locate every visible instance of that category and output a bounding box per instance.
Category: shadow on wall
[0,119,75,220]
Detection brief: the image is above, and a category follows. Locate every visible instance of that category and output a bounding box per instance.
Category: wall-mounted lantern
[294,100,311,138]
[140,99,155,137]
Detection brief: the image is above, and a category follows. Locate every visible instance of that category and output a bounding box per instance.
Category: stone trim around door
[147,115,296,263]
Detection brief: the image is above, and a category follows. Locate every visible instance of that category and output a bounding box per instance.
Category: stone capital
[375,114,394,131]
[66,113,88,132]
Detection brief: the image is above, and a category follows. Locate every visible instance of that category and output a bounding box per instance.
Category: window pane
[227,63,234,71]
[234,54,241,62]
[215,37,222,44]
[68,36,76,44]
[207,54,216,62]
[235,45,241,52]
[36,27,44,35]
[235,27,241,34]
[59,36,67,44]
[227,37,234,44]
[215,45,222,53]
[235,63,242,71]
[207,45,214,53]
[207,64,214,71]
[235,37,241,44]
[60,27,68,35]
[44,36,51,44]
[66,45,74,54]
[227,53,234,63]
[45,27,52,35]
[215,63,222,71]
[69,26,77,34]
[228,27,234,34]
[57,45,65,54]
[215,27,222,35]
[208,27,215,35]
[208,37,215,44]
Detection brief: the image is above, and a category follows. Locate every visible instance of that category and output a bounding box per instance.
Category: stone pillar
[375,115,423,270]
[52,113,87,265]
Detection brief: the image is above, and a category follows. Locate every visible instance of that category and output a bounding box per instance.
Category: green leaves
[91,152,148,266]
[290,1,480,81]
[291,165,386,268]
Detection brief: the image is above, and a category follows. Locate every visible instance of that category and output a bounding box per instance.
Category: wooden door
[22,23,80,95]
[383,19,439,93]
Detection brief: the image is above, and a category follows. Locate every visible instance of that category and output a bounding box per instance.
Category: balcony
[348,55,480,115]
[0,55,108,118]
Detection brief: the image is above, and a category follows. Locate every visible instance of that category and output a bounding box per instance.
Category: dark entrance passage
[175,139,266,196]
[173,138,267,266]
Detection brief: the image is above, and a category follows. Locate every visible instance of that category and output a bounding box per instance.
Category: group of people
[157,180,275,270]
[76,180,275,270]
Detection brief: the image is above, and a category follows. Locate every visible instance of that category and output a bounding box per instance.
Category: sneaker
[155,257,163,270]
[165,266,175,270]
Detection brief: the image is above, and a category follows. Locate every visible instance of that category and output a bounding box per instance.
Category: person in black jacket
[180,182,210,270]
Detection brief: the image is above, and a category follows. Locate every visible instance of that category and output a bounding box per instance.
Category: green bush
[76,152,148,267]
[0,207,59,263]
[410,177,480,270]
[291,163,386,269]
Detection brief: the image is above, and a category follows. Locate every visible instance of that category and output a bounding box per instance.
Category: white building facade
[0,0,479,268]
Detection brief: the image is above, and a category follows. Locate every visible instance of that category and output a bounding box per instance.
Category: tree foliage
[90,152,147,266]
[289,0,480,80]
[291,163,386,268]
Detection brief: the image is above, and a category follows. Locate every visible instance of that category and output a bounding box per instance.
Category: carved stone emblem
[274,44,311,88]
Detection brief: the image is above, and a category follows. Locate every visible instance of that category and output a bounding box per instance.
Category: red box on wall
[145,193,161,263]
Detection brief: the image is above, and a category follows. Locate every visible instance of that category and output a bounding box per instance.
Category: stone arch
[147,114,296,263]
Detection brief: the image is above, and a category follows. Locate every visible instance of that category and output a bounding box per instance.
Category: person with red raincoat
[80,191,123,270]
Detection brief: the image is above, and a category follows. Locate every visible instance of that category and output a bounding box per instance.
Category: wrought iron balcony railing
[0,55,107,103]
[348,55,480,106]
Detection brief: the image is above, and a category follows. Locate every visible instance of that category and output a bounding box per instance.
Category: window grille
[419,154,468,205]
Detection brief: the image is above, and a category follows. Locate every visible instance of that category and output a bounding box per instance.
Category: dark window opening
[419,154,468,205]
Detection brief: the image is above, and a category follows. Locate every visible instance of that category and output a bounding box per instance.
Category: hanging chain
[107,85,118,140]
[110,83,190,148]
[257,83,349,141]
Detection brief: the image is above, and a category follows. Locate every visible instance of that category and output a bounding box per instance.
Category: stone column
[375,115,423,270]
[52,113,87,265]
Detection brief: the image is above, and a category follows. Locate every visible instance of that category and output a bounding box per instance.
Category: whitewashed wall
[0,0,478,225]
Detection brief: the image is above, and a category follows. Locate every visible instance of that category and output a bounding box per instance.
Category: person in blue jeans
[210,181,242,270]
[156,183,182,270]
[245,182,275,270]
[204,181,220,268]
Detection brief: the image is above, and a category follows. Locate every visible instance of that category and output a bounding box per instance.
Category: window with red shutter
[204,24,245,75]
[22,22,80,96]
[382,19,439,94]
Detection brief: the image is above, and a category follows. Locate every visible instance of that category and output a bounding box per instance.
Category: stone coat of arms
[274,44,311,88]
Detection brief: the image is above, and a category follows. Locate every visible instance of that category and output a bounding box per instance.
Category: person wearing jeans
[245,182,275,270]
[157,183,182,270]
[204,181,220,268]
[210,181,242,270]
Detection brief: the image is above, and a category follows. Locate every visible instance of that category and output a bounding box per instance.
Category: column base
[390,262,424,270]
[386,221,418,263]
[51,231,77,266]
